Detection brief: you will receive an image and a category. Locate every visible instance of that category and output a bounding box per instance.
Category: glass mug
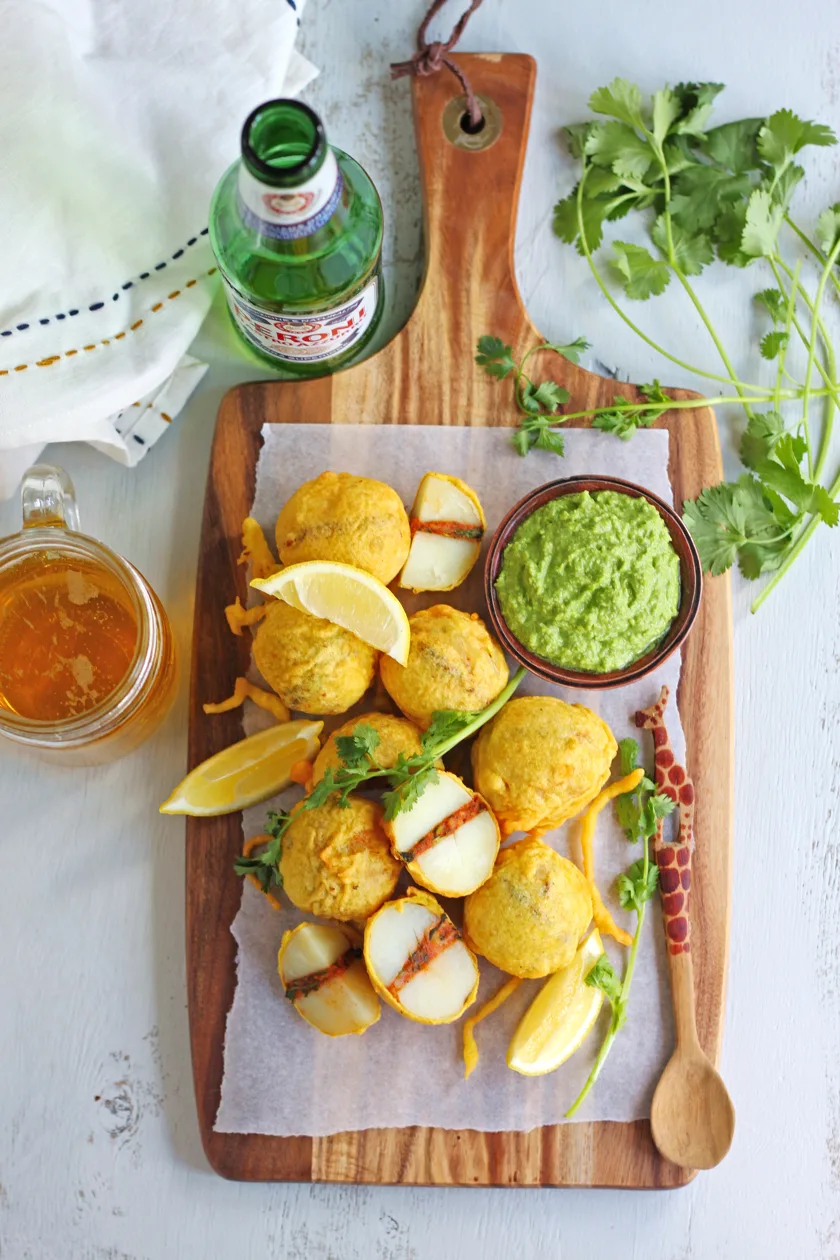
[0,465,178,764]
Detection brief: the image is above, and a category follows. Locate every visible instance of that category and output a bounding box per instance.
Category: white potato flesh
[279,923,379,1037]
[399,532,480,592]
[365,901,436,987]
[389,772,472,855]
[397,940,478,1021]
[412,809,498,896]
[414,475,483,526]
[281,924,349,981]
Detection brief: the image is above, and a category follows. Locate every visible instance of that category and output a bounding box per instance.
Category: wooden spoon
[637,687,735,1170]
[650,948,735,1169]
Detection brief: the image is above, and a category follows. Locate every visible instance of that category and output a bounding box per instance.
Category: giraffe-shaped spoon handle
[636,686,735,1169]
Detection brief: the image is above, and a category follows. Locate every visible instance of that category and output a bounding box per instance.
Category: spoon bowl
[650,1045,735,1170]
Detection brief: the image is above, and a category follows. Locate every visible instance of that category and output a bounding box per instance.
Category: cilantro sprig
[566,738,675,1118]
[480,81,840,611]
[234,668,527,894]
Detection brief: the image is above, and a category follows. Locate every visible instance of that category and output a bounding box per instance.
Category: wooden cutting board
[186,53,733,1187]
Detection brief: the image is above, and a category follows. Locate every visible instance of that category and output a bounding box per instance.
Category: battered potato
[380,605,509,729]
[311,711,425,785]
[471,695,617,837]
[280,794,401,921]
[275,471,411,584]
[253,600,377,716]
[463,838,593,978]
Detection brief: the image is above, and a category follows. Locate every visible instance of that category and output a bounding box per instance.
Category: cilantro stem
[785,213,840,303]
[773,257,840,482]
[537,389,828,429]
[750,461,840,613]
[574,169,771,395]
[800,237,840,479]
[565,828,652,1119]
[773,259,802,424]
[426,666,527,759]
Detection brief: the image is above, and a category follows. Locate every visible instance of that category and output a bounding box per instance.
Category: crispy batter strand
[203,676,290,723]
[462,977,522,1079]
[238,516,280,579]
[577,768,645,948]
[289,759,314,787]
[402,795,485,863]
[284,946,362,1001]
[409,518,484,540]
[387,916,460,997]
[225,597,268,636]
[242,834,282,910]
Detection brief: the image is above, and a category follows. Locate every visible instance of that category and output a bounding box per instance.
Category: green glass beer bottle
[209,99,384,375]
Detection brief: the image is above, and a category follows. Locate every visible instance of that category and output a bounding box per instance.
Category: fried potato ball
[380,605,509,729]
[463,838,593,978]
[311,711,426,786]
[275,471,411,584]
[471,695,617,837]
[253,600,377,716]
[280,794,401,921]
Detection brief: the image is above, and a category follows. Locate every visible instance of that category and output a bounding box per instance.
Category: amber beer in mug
[0,466,177,763]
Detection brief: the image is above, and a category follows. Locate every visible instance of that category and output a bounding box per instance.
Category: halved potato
[384,770,500,897]
[363,888,479,1024]
[399,472,486,592]
[278,922,380,1037]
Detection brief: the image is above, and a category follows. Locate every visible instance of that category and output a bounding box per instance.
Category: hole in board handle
[442,94,502,151]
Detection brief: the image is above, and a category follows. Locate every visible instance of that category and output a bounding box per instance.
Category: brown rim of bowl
[484,475,703,690]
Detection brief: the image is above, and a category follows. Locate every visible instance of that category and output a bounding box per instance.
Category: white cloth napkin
[0,0,317,498]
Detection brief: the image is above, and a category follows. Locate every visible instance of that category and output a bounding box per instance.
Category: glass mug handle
[20,464,81,531]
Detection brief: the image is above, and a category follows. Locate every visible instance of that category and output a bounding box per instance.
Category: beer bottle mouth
[241,99,327,187]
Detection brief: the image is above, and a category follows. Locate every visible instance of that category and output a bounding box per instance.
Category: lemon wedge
[160,719,322,816]
[506,930,605,1077]
[252,561,411,665]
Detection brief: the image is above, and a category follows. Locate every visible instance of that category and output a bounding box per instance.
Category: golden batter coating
[471,695,617,837]
[279,795,401,922]
[311,711,426,785]
[253,600,377,716]
[463,837,593,978]
[275,471,411,584]
[379,605,509,730]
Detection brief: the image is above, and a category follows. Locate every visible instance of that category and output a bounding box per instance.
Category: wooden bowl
[484,475,702,690]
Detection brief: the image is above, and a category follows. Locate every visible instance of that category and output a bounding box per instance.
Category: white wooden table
[2,1,839,1255]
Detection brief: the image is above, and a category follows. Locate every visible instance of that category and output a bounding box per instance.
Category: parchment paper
[214,424,685,1136]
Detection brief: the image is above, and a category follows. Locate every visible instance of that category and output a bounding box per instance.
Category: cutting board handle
[405,53,537,351]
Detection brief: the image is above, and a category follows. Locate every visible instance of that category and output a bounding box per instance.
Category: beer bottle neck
[237,98,346,243]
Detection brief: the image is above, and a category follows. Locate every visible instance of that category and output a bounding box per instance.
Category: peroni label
[223,276,379,364]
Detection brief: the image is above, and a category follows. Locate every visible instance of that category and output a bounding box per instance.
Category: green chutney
[495,490,681,673]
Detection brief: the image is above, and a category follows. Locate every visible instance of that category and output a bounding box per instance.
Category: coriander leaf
[758,109,836,170]
[593,395,657,440]
[774,432,808,471]
[531,380,570,411]
[512,428,533,457]
[422,709,476,750]
[648,793,677,820]
[652,88,681,144]
[583,167,625,198]
[334,723,380,768]
[683,475,791,577]
[663,134,697,175]
[585,953,623,1006]
[266,809,291,840]
[651,215,713,275]
[741,188,784,258]
[544,336,591,365]
[475,335,516,379]
[771,163,804,210]
[760,330,789,360]
[519,381,542,415]
[534,425,566,457]
[382,763,439,820]
[816,203,840,255]
[755,288,785,322]
[811,486,840,527]
[588,79,646,130]
[670,166,751,233]
[698,118,762,172]
[617,858,659,910]
[756,447,839,521]
[565,122,594,159]
[618,737,640,777]
[671,81,725,137]
[553,186,611,254]
[585,121,653,181]
[740,411,786,469]
[612,241,671,299]
[712,202,752,266]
